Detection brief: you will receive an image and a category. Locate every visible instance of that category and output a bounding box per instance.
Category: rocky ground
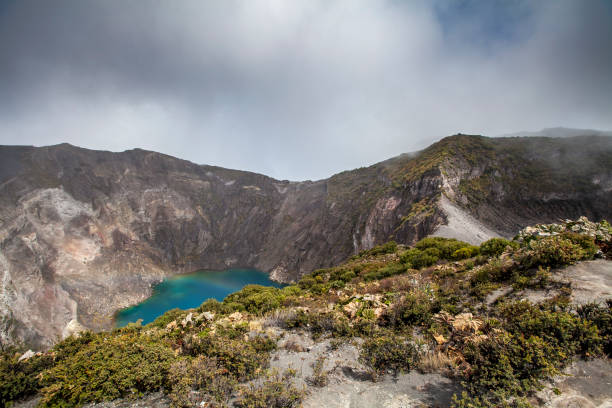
[537,359,612,408]
[432,195,503,245]
[271,335,460,408]
[485,259,612,307]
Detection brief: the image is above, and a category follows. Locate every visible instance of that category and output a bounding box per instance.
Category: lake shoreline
[114,268,284,327]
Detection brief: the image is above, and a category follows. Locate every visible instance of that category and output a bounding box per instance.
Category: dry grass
[417,350,460,375]
[355,273,420,295]
[262,308,298,329]
[284,339,307,353]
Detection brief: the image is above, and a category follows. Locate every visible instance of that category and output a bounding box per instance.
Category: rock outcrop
[1,134,611,348]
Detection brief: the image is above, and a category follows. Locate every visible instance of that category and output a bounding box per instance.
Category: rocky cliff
[1,134,611,348]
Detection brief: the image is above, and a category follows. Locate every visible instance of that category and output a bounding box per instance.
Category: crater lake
[114,268,284,327]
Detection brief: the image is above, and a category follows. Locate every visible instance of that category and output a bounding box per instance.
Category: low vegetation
[1,217,610,407]
[358,332,419,377]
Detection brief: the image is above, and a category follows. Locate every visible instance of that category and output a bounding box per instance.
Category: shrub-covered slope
[2,217,611,408]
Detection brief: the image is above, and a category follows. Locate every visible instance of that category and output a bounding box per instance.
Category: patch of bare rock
[554,260,612,305]
[432,195,504,245]
[271,333,460,408]
[534,359,612,408]
[518,260,612,305]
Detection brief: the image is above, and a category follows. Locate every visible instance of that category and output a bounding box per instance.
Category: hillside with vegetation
[1,134,611,350]
[3,217,611,407]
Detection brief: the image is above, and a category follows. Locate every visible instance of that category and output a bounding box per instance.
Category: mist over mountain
[2,1,612,181]
[501,127,612,138]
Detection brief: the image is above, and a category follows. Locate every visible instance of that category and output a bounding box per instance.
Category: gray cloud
[0,0,611,180]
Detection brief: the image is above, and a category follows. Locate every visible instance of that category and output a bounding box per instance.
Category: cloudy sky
[0,0,611,180]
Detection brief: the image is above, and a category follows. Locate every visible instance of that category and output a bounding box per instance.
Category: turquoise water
[114,268,283,327]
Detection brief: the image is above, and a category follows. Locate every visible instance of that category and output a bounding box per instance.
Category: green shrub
[358,241,398,258]
[234,372,303,408]
[196,298,232,315]
[167,356,236,407]
[283,310,352,338]
[470,282,501,301]
[510,274,530,291]
[330,280,345,289]
[282,310,310,329]
[167,358,194,408]
[223,285,285,315]
[341,270,356,282]
[297,269,333,293]
[280,285,302,297]
[453,246,480,260]
[451,392,485,408]
[0,348,54,406]
[40,333,176,407]
[400,248,439,269]
[352,319,378,338]
[400,248,419,264]
[457,300,605,405]
[298,276,316,290]
[511,267,551,291]
[480,238,517,257]
[498,301,603,358]
[186,334,274,381]
[308,283,330,295]
[381,292,434,327]
[211,322,249,340]
[451,391,532,408]
[418,248,441,268]
[309,313,352,338]
[359,333,418,375]
[560,232,599,258]
[50,331,97,362]
[415,237,473,259]
[470,259,508,285]
[462,332,560,402]
[577,300,612,356]
[329,269,356,283]
[150,308,187,328]
[472,235,592,289]
[513,236,588,270]
[433,288,461,315]
[363,263,406,281]
[307,356,329,387]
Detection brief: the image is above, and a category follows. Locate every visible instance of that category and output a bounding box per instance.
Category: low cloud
[0,0,611,180]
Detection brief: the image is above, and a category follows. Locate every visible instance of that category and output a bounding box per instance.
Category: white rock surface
[432,195,503,245]
[62,318,86,339]
[18,349,36,362]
